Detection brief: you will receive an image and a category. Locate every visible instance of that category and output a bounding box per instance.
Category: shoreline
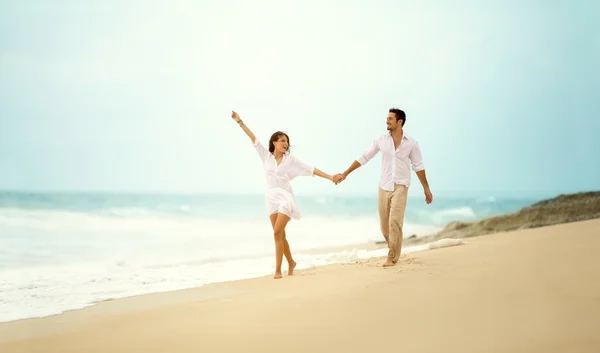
[2,219,599,352]
[0,236,449,325]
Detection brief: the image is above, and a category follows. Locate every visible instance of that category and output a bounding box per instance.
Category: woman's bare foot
[288,261,297,275]
[273,272,283,279]
[382,259,395,267]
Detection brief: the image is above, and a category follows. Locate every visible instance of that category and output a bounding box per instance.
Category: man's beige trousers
[378,184,408,263]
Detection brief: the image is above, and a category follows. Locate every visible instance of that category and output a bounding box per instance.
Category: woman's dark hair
[269,131,290,154]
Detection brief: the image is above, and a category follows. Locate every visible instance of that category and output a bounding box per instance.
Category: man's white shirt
[357,133,425,191]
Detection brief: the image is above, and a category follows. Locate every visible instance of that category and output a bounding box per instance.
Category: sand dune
[414,191,600,243]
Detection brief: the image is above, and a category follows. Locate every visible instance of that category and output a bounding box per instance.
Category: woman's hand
[232,110,256,143]
[332,173,346,184]
[313,168,337,184]
[231,111,241,123]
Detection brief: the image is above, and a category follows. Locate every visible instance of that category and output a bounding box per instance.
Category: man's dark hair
[389,108,406,126]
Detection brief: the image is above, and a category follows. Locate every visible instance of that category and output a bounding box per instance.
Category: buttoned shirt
[253,139,314,195]
[357,133,425,191]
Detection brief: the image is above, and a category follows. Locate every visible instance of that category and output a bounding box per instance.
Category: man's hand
[415,170,432,204]
[332,173,346,185]
[424,187,433,204]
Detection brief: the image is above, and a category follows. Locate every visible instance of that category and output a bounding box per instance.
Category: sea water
[0,191,536,322]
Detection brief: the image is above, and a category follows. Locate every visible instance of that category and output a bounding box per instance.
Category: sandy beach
[1,218,599,353]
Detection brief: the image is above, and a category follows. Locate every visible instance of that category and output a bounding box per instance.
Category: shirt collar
[387,132,410,140]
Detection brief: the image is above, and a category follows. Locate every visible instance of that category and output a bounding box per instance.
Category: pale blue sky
[1,0,599,198]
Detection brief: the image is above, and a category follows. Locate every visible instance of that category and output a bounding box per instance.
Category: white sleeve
[252,139,271,164]
[288,156,315,179]
[409,141,425,172]
[357,137,381,165]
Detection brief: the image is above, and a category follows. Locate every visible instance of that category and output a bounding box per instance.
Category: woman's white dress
[253,139,314,220]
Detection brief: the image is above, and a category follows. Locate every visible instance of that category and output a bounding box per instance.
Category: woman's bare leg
[269,214,294,270]
[283,233,296,275]
[269,213,292,279]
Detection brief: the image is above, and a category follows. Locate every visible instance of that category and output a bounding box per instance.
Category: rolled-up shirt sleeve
[357,138,380,165]
[409,140,425,172]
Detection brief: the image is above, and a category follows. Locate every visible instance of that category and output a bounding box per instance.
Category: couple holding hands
[231,109,432,279]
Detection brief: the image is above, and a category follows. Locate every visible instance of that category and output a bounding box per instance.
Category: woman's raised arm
[231,111,256,143]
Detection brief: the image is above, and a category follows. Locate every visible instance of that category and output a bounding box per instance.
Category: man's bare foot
[273,272,283,279]
[288,261,297,275]
[382,259,395,267]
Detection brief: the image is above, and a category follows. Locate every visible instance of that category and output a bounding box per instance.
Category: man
[333,108,432,267]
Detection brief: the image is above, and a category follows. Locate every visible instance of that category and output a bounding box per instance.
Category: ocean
[0,191,538,322]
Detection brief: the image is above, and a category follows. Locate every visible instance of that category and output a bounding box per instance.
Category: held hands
[332,173,346,185]
[322,173,344,185]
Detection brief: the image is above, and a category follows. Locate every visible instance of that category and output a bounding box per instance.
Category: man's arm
[410,141,432,204]
[334,138,380,184]
[415,170,429,189]
[342,160,361,178]
[416,170,432,204]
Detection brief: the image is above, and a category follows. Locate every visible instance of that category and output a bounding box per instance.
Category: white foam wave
[427,238,465,249]
[0,207,450,323]
[0,239,464,323]
[0,208,228,235]
[428,207,477,224]
[435,206,476,218]
[97,207,159,217]
[476,196,497,204]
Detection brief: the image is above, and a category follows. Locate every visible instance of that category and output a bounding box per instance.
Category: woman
[231,110,335,279]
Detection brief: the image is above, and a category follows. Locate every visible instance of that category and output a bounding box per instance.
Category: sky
[1,0,599,198]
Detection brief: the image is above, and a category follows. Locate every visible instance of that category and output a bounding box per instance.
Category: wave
[412,206,478,226]
[433,206,477,219]
[0,200,478,323]
[0,207,441,237]
[0,192,537,230]
[0,207,258,235]
[0,238,464,323]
